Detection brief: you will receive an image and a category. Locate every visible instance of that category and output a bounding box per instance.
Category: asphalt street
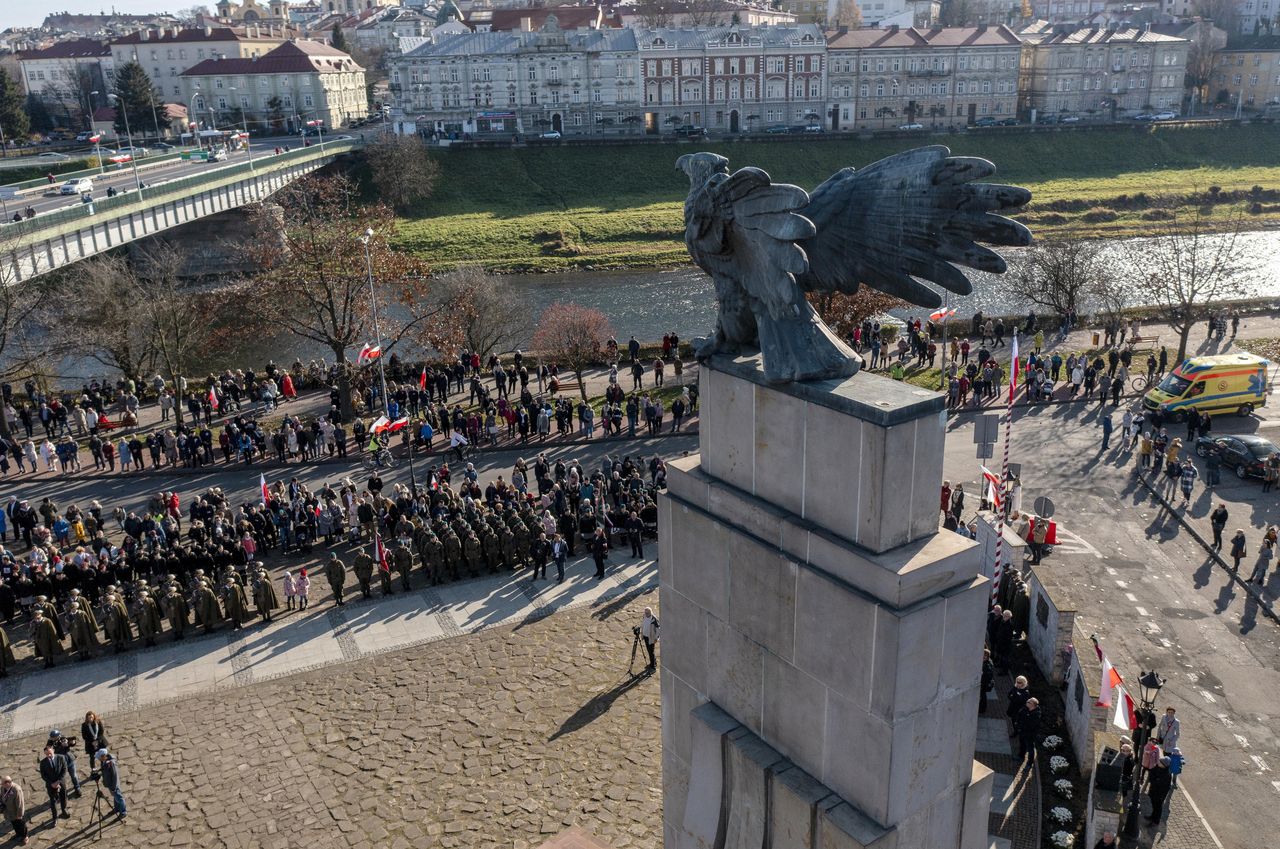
[944,390,1280,848]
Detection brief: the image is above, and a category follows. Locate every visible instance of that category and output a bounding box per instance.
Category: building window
[303,94,314,107]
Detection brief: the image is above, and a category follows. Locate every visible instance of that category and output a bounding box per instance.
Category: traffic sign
[973,414,1000,444]
[1033,496,1055,518]
[976,442,995,460]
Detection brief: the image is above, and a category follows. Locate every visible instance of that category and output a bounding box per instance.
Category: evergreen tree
[24,94,54,133]
[265,95,285,131]
[331,23,350,54]
[0,68,29,141]
[112,61,156,138]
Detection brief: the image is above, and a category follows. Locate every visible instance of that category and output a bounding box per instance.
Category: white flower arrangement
[1053,779,1073,799]
[1048,806,1073,825]
[1043,735,1064,750]
[1050,830,1075,848]
[1049,755,1070,774]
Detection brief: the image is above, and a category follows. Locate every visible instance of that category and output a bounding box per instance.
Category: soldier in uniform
[352,550,374,600]
[223,578,249,630]
[68,589,99,635]
[422,531,444,585]
[463,530,482,578]
[254,568,280,622]
[135,591,164,647]
[34,596,64,641]
[443,531,462,582]
[499,522,517,571]
[393,541,414,592]
[0,623,15,676]
[196,580,222,634]
[68,602,101,660]
[32,610,63,668]
[164,584,189,640]
[325,553,347,606]
[103,594,132,653]
[481,528,501,574]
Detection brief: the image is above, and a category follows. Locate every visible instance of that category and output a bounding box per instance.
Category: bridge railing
[1,137,362,240]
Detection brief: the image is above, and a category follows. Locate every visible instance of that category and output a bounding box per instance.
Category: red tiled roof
[181,39,362,76]
[17,38,110,60]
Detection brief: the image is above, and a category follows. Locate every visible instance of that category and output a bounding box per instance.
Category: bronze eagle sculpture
[676,146,1032,383]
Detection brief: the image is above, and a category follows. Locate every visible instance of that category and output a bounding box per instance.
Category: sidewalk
[976,672,1041,849]
[0,552,658,742]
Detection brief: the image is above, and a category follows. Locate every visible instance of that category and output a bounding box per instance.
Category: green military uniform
[197,583,222,633]
[463,532,482,578]
[481,530,501,574]
[0,624,15,676]
[352,552,374,599]
[393,543,414,591]
[443,532,461,582]
[254,571,280,621]
[164,589,189,639]
[104,599,132,652]
[325,555,347,606]
[500,525,517,570]
[35,597,63,640]
[68,591,99,634]
[32,614,63,667]
[223,581,249,629]
[423,533,444,585]
[135,592,164,646]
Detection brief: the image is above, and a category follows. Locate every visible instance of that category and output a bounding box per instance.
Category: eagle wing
[686,166,816,320]
[796,145,1032,308]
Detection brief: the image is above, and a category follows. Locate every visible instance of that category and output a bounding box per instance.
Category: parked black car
[1194,434,1280,480]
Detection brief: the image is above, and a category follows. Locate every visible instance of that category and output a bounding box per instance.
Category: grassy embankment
[391,123,1280,273]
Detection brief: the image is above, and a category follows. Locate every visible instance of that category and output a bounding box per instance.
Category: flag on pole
[208,386,219,411]
[374,530,390,573]
[88,134,101,144]
[929,307,956,322]
[980,465,1003,510]
[357,343,382,364]
[1095,650,1124,708]
[419,365,427,390]
[373,417,409,434]
[1111,685,1137,732]
[260,473,270,504]
[1009,333,1020,401]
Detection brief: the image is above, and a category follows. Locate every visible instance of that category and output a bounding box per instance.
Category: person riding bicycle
[450,430,470,462]
[367,430,390,454]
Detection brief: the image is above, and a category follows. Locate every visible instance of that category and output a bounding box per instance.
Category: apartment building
[1018,22,1189,117]
[1212,35,1280,111]
[110,26,288,101]
[16,38,114,123]
[826,25,1022,129]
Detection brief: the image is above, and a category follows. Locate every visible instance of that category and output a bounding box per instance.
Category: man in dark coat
[1145,756,1173,825]
[37,746,70,824]
[1015,697,1041,768]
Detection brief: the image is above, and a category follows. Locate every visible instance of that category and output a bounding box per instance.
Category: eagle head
[676,152,729,189]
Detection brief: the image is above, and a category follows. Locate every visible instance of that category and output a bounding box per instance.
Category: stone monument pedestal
[659,354,992,849]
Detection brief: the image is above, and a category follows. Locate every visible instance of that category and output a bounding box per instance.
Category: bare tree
[808,289,903,338]
[364,135,441,213]
[831,0,863,27]
[0,232,64,439]
[1193,0,1242,36]
[1121,202,1256,364]
[433,265,531,360]
[52,253,158,388]
[635,0,677,28]
[245,174,449,418]
[683,0,726,27]
[532,303,614,400]
[1006,235,1112,319]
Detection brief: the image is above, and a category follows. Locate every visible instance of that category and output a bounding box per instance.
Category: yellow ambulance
[1143,352,1270,419]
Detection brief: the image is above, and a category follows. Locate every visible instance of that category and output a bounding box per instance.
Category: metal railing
[2,149,196,192]
[1,137,362,238]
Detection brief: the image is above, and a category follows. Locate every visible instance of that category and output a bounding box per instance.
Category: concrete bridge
[0,137,363,283]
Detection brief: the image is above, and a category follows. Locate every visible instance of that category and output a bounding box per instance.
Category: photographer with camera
[46,729,82,798]
[638,607,659,674]
[92,749,126,820]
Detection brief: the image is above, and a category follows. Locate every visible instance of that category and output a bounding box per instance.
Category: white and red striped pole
[991,332,1019,606]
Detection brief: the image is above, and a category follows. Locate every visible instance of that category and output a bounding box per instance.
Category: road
[0,134,355,221]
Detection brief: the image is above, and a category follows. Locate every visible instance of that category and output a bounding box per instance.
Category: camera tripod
[88,778,107,839]
[627,626,641,675]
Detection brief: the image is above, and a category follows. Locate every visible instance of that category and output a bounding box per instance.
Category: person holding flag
[374,531,393,596]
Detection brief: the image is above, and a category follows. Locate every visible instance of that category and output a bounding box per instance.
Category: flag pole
[991,331,1018,606]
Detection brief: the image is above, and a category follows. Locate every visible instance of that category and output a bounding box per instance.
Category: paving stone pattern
[0,592,662,849]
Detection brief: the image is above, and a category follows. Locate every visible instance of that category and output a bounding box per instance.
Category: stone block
[793,566,876,708]
[727,533,797,662]
[661,667,703,775]
[705,611,765,733]
[752,382,808,515]
[771,764,834,849]
[907,410,949,542]
[659,586,706,686]
[818,801,894,849]
[762,652,828,777]
[941,578,990,693]
[723,731,787,849]
[669,507,729,620]
[663,745,693,849]
[887,598,946,720]
[925,785,964,849]
[706,475,789,552]
[960,761,994,849]
[681,703,741,849]
[700,366,755,492]
[884,699,955,826]
[658,496,676,588]
[801,401,862,541]
[822,687,892,826]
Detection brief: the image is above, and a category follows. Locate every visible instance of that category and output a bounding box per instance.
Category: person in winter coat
[68,602,101,659]
[296,568,311,610]
[32,610,63,667]
[254,568,280,621]
[164,585,189,639]
[196,581,222,633]
[1,775,27,845]
[222,578,249,630]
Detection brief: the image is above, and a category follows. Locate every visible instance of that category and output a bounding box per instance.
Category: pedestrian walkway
[0,554,658,742]
[976,674,1040,849]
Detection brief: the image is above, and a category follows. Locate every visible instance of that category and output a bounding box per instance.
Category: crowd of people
[0,449,666,671]
[0,343,698,478]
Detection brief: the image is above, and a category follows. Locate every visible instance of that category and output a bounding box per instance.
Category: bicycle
[361,446,397,471]
[1130,374,1150,393]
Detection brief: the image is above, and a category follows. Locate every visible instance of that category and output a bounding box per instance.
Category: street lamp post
[1120,670,1166,840]
[106,93,145,196]
[89,91,107,175]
